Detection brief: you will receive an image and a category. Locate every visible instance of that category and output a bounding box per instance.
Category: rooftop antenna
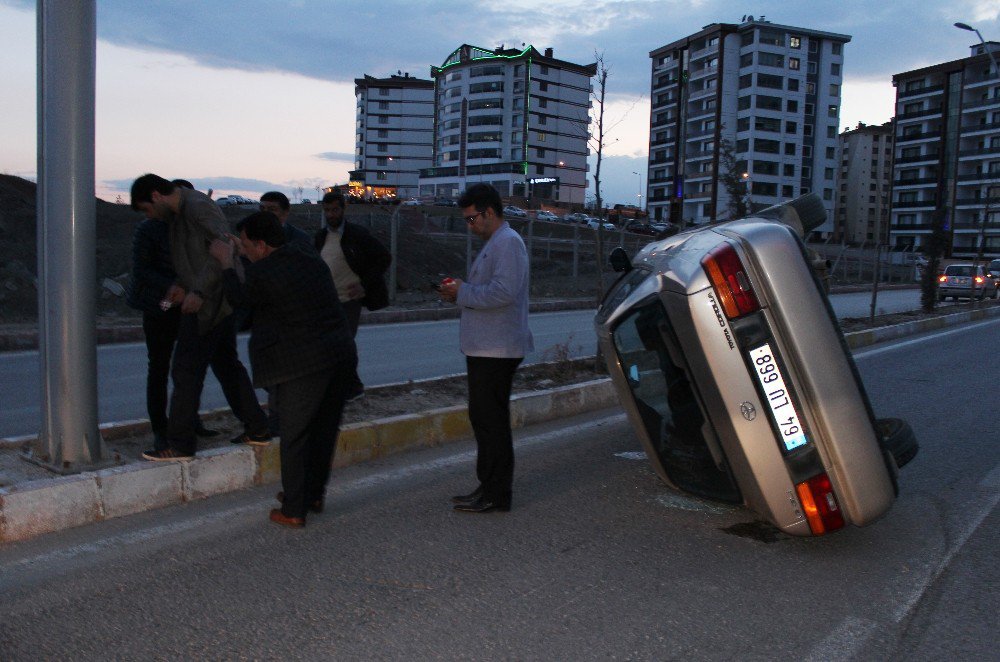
[741,14,747,21]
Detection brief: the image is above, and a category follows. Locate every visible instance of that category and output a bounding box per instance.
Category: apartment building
[888,43,1000,258]
[834,122,892,244]
[419,44,596,205]
[646,19,850,233]
[351,73,435,200]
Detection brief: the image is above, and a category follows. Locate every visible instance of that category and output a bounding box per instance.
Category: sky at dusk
[1,0,999,206]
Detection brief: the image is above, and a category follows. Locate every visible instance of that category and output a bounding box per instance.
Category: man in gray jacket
[130,174,269,461]
[439,183,534,513]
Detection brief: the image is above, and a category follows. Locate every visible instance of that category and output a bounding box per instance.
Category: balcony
[894,199,937,208]
[957,171,1000,182]
[895,107,943,121]
[897,83,944,99]
[958,146,1000,158]
[895,130,942,143]
[961,120,1000,135]
[961,97,1000,112]
[893,177,938,186]
[895,153,940,164]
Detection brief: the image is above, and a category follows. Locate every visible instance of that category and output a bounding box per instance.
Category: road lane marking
[852,319,1000,359]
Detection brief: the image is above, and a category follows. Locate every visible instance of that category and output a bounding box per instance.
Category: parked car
[586,219,617,232]
[503,205,527,217]
[595,194,917,537]
[987,259,1000,289]
[434,198,458,207]
[301,198,312,204]
[536,210,561,222]
[401,198,421,206]
[937,263,999,300]
[563,212,591,224]
[624,222,657,236]
[216,197,237,207]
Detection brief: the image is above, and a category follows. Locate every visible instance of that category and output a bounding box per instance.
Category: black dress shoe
[450,486,484,504]
[453,495,511,513]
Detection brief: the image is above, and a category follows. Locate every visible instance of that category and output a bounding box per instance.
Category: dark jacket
[169,188,232,334]
[221,243,356,388]
[126,218,176,314]
[313,222,392,311]
[283,221,312,249]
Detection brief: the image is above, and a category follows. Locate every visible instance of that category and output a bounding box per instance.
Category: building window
[829,84,840,97]
[832,43,842,55]
[787,99,798,112]
[784,163,795,176]
[789,57,800,70]
[783,185,794,197]
[787,78,799,92]
[785,121,798,134]
[824,167,834,180]
[828,105,838,117]
[536,132,546,142]
[757,73,784,89]
[803,145,813,157]
[539,81,548,91]
[790,35,801,49]
[827,126,836,139]
[785,143,796,155]
[540,64,549,74]
[826,146,836,159]
[378,129,388,138]
[379,88,389,96]
[831,63,841,76]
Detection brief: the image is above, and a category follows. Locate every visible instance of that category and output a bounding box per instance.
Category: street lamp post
[387,156,398,199]
[632,171,643,209]
[741,172,752,216]
[954,22,1000,76]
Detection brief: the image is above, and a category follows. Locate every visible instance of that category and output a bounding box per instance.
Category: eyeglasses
[464,210,485,225]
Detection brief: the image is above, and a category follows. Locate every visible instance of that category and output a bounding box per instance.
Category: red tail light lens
[795,473,846,536]
[975,276,984,284]
[938,275,947,283]
[701,242,760,319]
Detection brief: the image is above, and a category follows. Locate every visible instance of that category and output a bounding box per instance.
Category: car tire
[875,417,918,469]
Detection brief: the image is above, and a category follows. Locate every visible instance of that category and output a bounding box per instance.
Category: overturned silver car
[595,195,917,537]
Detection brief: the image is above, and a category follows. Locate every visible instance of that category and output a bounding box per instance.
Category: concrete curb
[0,298,598,353]
[0,379,616,543]
[2,303,995,544]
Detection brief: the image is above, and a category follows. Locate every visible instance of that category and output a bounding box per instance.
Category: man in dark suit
[314,191,391,400]
[259,191,312,248]
[210,211,357,528]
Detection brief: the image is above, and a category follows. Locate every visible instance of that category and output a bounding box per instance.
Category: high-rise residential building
[834,121,892,244]
[646,19,850,233]
[888,42,1000,258]
[351,73,435,200]
[419,44,596,205]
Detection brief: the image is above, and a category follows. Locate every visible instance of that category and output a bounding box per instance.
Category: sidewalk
[3,294,998,544]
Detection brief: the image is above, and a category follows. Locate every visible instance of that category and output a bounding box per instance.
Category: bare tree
[578,51,643,301]
[717,137,748,221]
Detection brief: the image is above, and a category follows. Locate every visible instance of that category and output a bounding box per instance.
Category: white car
[536,210,560,222]
[401,198,421,206]
[503,205,527,217]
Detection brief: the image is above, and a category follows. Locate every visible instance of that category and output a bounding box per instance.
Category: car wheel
[875,417,918,469]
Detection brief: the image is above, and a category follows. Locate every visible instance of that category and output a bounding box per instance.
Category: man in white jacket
[439,183,534,513]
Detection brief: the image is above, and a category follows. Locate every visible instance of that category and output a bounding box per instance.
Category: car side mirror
[609,246,632,273]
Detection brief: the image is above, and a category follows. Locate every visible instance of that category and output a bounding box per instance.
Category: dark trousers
[466,356,522,502]
[142,308,181,435]
[276,359,355,518]
[342,298,365,395]
[167,313,267,454]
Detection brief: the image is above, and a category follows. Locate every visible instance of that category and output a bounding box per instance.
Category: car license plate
[748,344,809,452]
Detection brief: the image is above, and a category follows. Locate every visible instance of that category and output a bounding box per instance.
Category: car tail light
[975,276,984,284]
[701,242,760,319]
[938,275,947,283]
[795,473,845,535]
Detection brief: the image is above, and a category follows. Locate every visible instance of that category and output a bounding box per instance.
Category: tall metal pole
[33,0,105,470]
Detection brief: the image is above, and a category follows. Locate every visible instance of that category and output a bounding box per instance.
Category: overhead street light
[954,21,1000,77]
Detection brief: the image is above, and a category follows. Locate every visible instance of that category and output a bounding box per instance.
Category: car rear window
[611,301,741,502]
[944,265,974,277]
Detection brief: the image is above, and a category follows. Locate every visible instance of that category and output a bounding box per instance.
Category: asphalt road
[1,289,928,438]
[0,319,996,659]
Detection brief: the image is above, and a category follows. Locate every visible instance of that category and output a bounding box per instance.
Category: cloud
[103,175,291,195]
[315,152,355,163]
